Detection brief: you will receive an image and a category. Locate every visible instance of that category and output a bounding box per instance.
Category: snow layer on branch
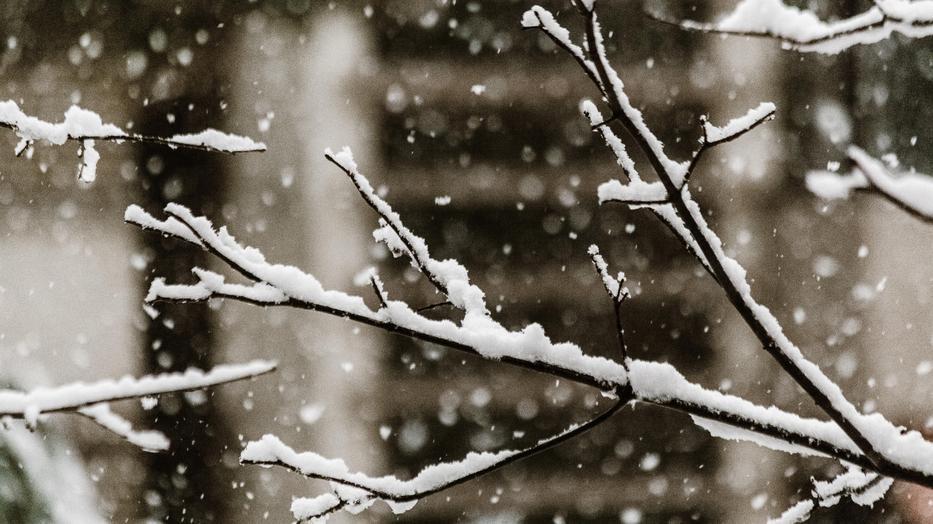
[125,204,203,245]
[878,0,933,23]
[79,140,100,183]
[0,101,125,144]
[134,202,629,386]
[675,186,933,477]
[587,245,626,300]
[581,100,639,180]
[146,269,287,304]
[628,360,858,456]
[0,360,275,417]
[814,467,891,509]
[701,0,933,54]
[1,101,265,184]
[716,0,877,42]
[290,494,340,522]
[691,417,827,457]
[168,129,266,153]
[704,102,776,143]
[807,147,933,220]
[850,476,894,505]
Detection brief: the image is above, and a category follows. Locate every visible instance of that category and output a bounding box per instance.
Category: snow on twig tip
[703,101,776,144]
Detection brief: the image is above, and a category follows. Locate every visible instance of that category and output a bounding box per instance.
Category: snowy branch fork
[125,1,933,521]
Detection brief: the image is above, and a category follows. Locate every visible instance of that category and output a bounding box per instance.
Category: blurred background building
[0,0,931,522]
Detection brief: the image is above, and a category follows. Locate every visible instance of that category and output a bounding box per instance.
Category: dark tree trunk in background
[841,0,866,147]
[136,99,231,523]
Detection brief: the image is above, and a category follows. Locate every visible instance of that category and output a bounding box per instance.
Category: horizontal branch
[0,360,275,451]
[0,100,265,182]
[647,0,933,55]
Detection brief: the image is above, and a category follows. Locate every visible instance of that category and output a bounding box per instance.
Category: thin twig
[324,151,451,299]
[416,300,452,313]
[369,274,389,310]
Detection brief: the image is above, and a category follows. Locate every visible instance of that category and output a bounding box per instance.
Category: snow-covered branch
[118,3,933,519]
[649,0,933,55]
[528,0,933,513]
[241,398,624,521]
[0,100,265,182]
[807,146,933,223]
[1,360,275,452]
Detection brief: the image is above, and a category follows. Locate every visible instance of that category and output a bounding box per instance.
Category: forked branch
[127,148,933,521]
[525,0,933,501]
